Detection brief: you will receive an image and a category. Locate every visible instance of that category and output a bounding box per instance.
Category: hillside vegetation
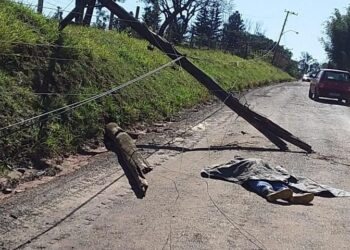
[0,1,293,171]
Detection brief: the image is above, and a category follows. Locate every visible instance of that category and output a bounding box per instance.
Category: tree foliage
[52,6,63,21]
[221,11,245,55]
[143,1,161,31]
[298,52,320,73]
[141,0,204,42]
[323,6,350,70]
[192,0,222,47]
[95,0,125,29]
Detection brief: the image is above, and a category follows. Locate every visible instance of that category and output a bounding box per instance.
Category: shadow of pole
[137,144,307,154]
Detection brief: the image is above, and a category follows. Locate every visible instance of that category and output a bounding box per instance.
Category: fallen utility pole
[99,0,312,153]
[61,0,313,153]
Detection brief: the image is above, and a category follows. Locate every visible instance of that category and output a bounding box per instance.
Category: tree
[141,0,204,38]
[95,0,110,29]
[94,0,125,30]
[298,52,316,73]
[246,33,274,58]
[221,11,245,54]
[254,22,266,36]
[323,6,350,70]
[143,1,161,31]
[192,0,222,48]
[52,6,63,21]
[192,0,210,46]
[208,0,222,44]
[166,18,189,43]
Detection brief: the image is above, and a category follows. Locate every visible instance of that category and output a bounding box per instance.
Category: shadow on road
[137,144,306,154]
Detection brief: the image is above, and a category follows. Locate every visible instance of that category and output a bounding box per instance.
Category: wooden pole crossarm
[97,0,313,153]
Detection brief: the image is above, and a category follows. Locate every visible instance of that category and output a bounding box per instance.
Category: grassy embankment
[0,1,293,172]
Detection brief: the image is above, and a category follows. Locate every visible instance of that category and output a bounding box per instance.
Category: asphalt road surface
[1,81,350,250]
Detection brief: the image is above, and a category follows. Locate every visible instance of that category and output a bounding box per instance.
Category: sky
[22,0,350,62]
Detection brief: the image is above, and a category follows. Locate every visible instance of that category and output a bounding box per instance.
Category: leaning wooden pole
[83,0,96,26]
[99,0,313,153]
[75,0,85,24]
[59,6,80,30]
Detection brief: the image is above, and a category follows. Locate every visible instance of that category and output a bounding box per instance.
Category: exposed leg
[246,180,292,202]
[289,193,314,204]
[271,181,314,204]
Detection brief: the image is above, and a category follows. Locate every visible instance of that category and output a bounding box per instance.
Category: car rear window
[323,71,350,83]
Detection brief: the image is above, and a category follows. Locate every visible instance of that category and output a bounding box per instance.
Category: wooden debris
[104,123,153,199]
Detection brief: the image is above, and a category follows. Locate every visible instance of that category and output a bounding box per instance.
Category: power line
[0,56,183,134]
[44,1,59,8]
[62,0,74,11]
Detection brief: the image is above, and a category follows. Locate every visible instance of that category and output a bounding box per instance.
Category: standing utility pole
[37,0,44,14]
[272,10,298,64]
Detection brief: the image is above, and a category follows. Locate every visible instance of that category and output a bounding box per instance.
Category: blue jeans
[247,180,288,197]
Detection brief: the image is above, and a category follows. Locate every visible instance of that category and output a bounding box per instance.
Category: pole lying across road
[61,0,313,153]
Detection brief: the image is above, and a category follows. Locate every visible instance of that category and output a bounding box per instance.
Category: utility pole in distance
[37,0,44,14]
[272,10,298,64]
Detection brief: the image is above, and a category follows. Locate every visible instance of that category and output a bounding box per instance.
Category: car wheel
[308,89,313,99]
[338,98,343,104]
[314,92,319,101]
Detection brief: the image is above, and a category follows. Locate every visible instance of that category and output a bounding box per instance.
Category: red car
[309,69,350,105]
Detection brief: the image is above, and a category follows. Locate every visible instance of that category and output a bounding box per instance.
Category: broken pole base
[104,122,153,199]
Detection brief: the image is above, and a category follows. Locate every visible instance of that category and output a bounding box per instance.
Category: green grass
[0,1,293,169]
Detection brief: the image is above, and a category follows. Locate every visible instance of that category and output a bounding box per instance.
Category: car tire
[308,89,313,99]
[338,98,343,104]
[314,92,319,101]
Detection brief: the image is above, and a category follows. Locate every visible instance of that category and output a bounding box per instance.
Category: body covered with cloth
[201,157,350,197]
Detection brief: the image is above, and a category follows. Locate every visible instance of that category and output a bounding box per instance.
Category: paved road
[1,81,350,250]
